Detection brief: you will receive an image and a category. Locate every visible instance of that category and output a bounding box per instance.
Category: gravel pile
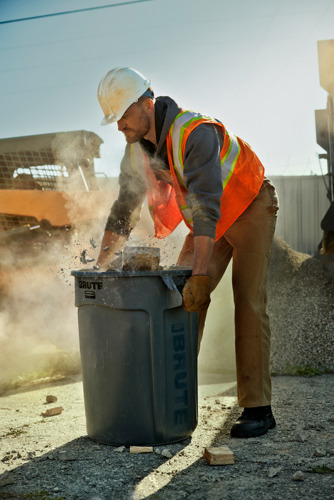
[268,237,334,374]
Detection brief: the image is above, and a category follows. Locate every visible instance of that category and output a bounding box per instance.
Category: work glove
[182,275,211,312]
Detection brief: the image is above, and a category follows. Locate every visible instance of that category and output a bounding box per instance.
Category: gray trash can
[71,268,198,446]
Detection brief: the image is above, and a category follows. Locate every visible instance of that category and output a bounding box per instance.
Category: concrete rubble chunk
[40,406,63,417]
[314,448,326,457]
[114,446,125,453]
[295,432,307,442]
[292,470,305,481]
[46,395,57,403]
[267,467,282,478]
[161,449,173,459]
[122,246,160,271]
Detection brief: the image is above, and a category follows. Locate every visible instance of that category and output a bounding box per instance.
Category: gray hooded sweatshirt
[105,96,224,239]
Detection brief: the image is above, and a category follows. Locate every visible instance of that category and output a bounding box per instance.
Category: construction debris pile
[268,237,334,374]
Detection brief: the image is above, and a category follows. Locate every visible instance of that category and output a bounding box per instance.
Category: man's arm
[96,145,147,268]
[96,230,126,268]
[183,124,224,241]
[181,124,223,311]
[192,235,214,275]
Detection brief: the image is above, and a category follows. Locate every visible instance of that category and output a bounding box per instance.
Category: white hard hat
[97,67,151,126]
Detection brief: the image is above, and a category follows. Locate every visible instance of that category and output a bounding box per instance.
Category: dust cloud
[0,180,236,390]
[0,175,113,388]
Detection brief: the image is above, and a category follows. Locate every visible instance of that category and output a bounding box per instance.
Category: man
[96,66,279,438]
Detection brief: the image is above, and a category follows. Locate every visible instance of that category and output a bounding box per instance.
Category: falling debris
[80,249,95,264]
[40,406,63,417]
[80,249,88,264]
[204,446,234,465]
[129,446,153,454]
[46,395,57,403]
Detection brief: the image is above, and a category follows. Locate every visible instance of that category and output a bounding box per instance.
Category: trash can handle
[161,274,183,306]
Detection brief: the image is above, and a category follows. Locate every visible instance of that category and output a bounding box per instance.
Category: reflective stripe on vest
[169,110,240,189]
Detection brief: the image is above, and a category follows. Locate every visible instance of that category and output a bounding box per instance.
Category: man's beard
[124,110,150,143]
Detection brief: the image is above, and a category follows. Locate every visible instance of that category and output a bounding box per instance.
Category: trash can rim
[71,267,192,278]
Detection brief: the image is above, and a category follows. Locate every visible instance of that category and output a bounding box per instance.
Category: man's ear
[143,98,154,114]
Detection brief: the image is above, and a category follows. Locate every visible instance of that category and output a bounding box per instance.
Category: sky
[1,0,334,178]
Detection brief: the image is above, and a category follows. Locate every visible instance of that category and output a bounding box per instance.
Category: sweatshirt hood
[155,96,182,156]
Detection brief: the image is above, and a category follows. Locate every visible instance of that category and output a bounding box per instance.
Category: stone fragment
[40,406,63,417]
[114,446,125,453]
[267,467,282,478]
[161,449,173,458]
[314,448,326,457]
[292,471,305,481]
[295,432,307,442]
[46,395,57,403]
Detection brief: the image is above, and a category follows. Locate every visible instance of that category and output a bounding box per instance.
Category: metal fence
[269,174,331,255]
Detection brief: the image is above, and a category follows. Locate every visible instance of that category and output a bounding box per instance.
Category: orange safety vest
[130,110,264,240]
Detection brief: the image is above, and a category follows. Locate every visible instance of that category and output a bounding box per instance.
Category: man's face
[117,101,150,143]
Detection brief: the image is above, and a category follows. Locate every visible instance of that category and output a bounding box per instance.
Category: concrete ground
[0,373,333,499]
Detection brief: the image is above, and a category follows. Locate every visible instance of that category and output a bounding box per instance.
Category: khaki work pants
[178,179,279,408]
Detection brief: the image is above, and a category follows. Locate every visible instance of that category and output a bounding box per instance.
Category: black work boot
[230,405,276,438]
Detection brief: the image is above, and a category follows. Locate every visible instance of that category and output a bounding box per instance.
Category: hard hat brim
[101,114,117,126]
[100,103,130,126]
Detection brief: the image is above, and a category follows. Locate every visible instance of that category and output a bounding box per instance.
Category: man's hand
[182,275,211,312]
[96,230,125,269]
